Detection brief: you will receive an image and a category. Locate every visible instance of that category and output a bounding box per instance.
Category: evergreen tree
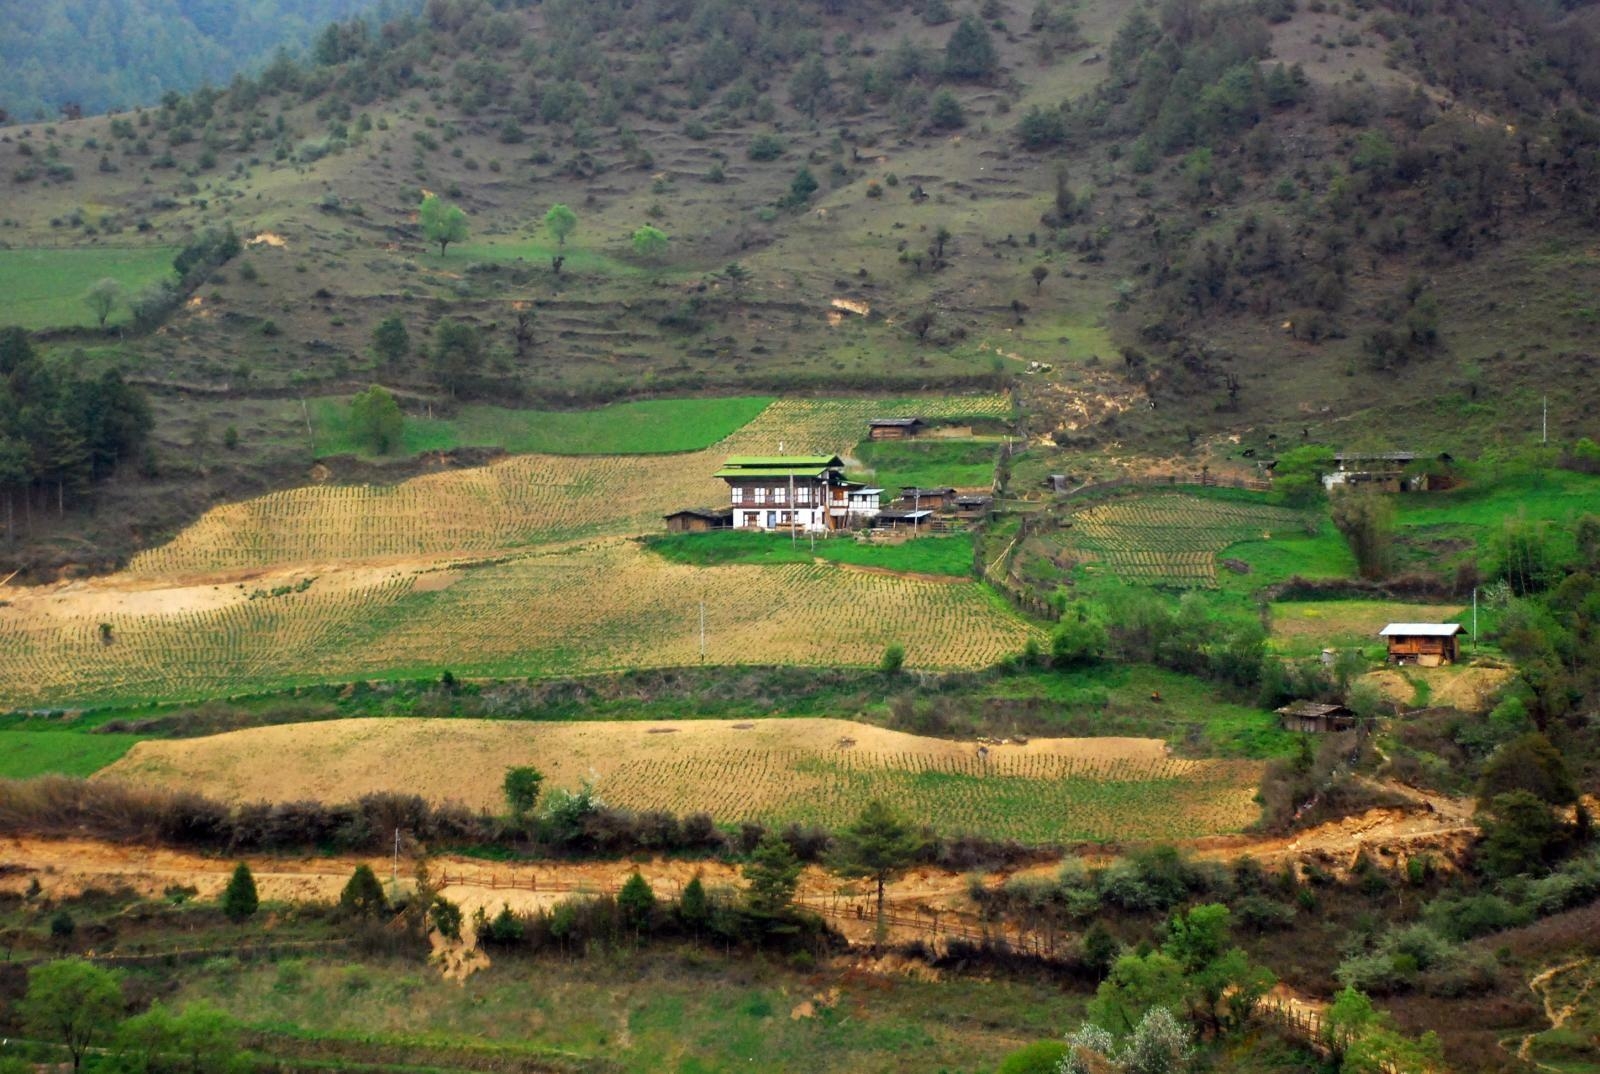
[742,833,802,919]
[339,864,387,919]
[617,872,656,935]
[829,800,924,931]
[944,16,998,80]
[371,316,410,366]
[502,765,544,819]
[679,873,711,934]
[222,862,258,922]
[430,319,482,396]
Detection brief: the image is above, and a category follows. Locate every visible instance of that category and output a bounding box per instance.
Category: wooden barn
[1276,700,1356,734]
[868,417,926,440]
[897,486,957,510]
[663,507,732,533]
[1379,623,1463,666]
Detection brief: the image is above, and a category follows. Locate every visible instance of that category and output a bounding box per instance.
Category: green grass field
[160,947,1073,1074]
[643,531,974,577]
[0,730,146,778]
[849,438,1001,493]
[308,395,775,458]
[0,246,178,329]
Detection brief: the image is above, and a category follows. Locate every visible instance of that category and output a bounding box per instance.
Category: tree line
[0,329,152,540]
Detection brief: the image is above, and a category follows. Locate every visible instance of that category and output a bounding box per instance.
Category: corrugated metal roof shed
[1378,623,1463,637]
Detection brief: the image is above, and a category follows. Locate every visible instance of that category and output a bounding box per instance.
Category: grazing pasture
[0,246,178,329]
[101,717,1263,842]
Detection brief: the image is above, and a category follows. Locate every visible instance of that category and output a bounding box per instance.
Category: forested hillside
[0,0,418,121]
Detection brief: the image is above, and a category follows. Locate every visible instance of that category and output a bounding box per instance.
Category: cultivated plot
[1065,493,1311,588]
[100,717,1263,842]
[126,394,1010,579]
[1,541,1042,708]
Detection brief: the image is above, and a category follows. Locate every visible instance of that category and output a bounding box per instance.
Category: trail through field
[97,718,1254,844]
[1514,957,1598,1068]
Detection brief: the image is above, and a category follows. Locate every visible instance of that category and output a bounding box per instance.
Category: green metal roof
[720,455,841,467]
[715,455,843,479]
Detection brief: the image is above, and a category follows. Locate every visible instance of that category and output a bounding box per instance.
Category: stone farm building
[1380,623,1463,666]
[715,455,882,532]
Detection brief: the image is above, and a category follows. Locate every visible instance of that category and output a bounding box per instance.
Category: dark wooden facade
[663,507,732,533]
[1276,700,1356,734]
[869,417,926,440]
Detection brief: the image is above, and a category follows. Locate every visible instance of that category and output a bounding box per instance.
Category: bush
[995,1040,1068,1074]
[747,134,785,161]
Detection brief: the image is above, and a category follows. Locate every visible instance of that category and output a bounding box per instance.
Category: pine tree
[222,863,258,922]
[829,800,924,932]
[741,834,802,919]
[617,872,656,936]
[339,864,387,919]
[944,16,998,80]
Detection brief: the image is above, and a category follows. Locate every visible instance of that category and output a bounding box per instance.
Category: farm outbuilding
[1380,623,1463,666]
[897,486,957,510]
[1324,452,1454,493]
[1276,700,1356,734]
[663,507,733,533]
[868,417,926,440]
[872,509,934,531]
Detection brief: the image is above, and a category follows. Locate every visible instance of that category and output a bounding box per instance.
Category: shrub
[747,134,785,161]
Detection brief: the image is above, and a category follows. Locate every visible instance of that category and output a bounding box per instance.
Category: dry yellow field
[127,396,1010,580]
[100,718,1263,842]
[0,540,1043,707]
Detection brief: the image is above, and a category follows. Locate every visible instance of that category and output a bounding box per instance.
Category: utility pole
[392,827,401,886]
[699,599,706,663]
[1542,395,1548,445]
[1472,586,1478,653]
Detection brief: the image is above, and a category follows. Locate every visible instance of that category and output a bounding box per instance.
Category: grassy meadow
[160,948,1075,1074]
[307,395,775,458]
[849,438,1004,493]
[0,729,147,778]
[0,246,177,329]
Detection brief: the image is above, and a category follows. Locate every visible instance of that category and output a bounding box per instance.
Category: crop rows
[127,394,1010,580]
[1067,493,1309,588]
[0,542,1041,708]
[599,748,1260,843]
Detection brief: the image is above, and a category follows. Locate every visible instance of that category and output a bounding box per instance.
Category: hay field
[100,718,1263,842]
[0,541,1042,708]
[127,395,1010,580]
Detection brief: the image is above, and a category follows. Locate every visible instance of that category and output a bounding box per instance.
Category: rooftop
[715,454,844,480]
[1379,623,1464,637]
[869,417,925,427]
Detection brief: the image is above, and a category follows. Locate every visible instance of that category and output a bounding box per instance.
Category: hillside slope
[0,0,1597,574]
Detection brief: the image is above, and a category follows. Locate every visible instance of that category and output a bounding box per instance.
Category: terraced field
[127,395,1011,579]
[2,541,1041,708]
[100,718,1263,843]
[1066,493,1312,587]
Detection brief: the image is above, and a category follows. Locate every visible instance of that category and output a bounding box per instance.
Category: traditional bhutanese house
[868,417,926,440]
[1379,623,1463,667]
[1276,700,1356,734]
[897,486,957,510]
[715,455,880,531]
[872,508,934,531]
[663,507,733,533]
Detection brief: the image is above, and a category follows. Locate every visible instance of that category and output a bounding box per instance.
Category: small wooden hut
[663,507,733,533]
[1276,700,1356,733]
[868,417,926,440]
[1379,623,1463,666]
